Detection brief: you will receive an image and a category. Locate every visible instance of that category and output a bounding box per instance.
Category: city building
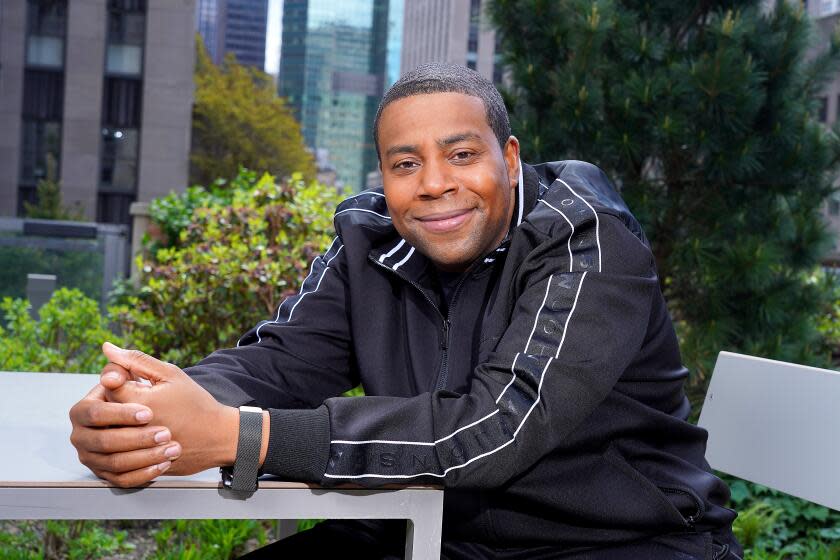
[278,0,402,191]
[196,0,226,64]
[196,0,268,69]
[807,0,840,264]
[0,0,195,225]
[401,0,503,85]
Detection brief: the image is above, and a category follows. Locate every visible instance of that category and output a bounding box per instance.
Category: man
[70,63,742,559]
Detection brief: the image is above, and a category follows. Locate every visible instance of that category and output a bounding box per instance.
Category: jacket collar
[371,160,540,282]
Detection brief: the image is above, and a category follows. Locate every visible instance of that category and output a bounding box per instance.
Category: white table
[0,372,444,559]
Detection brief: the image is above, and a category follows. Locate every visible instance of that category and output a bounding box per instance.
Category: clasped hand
[68,342,238,487]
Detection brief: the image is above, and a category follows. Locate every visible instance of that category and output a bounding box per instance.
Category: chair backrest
[698,351,840,511]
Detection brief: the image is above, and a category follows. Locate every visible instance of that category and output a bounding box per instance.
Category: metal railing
[0,217,128,310]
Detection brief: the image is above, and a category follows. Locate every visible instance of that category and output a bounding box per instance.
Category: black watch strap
[223,406,263,493]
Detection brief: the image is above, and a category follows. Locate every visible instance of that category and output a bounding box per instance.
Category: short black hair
[373,62,511,159]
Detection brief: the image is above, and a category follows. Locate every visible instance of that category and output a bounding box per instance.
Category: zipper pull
[441,320,450,350]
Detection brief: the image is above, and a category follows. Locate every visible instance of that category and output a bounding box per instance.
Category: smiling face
[377,92,520,272]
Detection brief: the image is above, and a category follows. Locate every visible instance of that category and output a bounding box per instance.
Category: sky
[265,0,281,75]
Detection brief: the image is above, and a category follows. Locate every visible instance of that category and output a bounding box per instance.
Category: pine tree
[190,39,316,186]
[489,0,840,394]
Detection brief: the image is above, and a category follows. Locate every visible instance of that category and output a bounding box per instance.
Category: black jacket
[186,160,737,547]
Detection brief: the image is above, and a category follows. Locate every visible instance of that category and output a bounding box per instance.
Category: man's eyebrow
[385,144,419,158]
[437,132,482,147]
[383,132,482,158]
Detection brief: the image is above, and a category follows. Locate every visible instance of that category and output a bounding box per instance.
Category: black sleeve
[183,237,354,478]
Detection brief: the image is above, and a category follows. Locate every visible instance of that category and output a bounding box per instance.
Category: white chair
[698,351,840,511]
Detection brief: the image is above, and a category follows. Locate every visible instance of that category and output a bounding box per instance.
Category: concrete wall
[0,2,27,215]
[138,0,195,203]
[400,0,497,83]
[60,0,107,219]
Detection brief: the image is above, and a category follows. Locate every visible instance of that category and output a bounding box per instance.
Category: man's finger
[82,442,181,474]
[92,461,171,489]
[72,425,171,453]
[82,383,107,401]
[102,342,179,384]
[100,363,139,391]
[103,378,155,406]
[74,399,153,427]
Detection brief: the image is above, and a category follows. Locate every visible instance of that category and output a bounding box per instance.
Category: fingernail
[154,429,170,443]
[164,444,181,458]
[157,461,171,473]
[135,409,152,422]
[102,372,120,383]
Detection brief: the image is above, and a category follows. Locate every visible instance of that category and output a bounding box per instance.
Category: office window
[468,33,478,54]
[99,0,146,224]
[830,197,840,216]
[26,36,63,67]
[493,33,503,84]
[100,127,139,191]
[102,77,142,128]
[26,0,66,68]
[493,60,503,84]
[109,0,146,11]
[106,44,143,75]
[108,9,146,44]
[22,70,64,120]
[20,120,61,185]
[819,97,829,123]
[105,1,145,75]
[19,0,67,213]
[468,0,480,54]
[27,0,67,37]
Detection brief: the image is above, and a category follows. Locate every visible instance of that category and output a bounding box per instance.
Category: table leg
[404,514,443,560]
[275,519,297,540]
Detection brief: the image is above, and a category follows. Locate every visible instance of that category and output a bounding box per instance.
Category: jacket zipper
[369,255,469,392]
[658,485,705,529]
[434,276,468,391]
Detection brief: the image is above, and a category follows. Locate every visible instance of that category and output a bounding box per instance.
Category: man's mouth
[415,209,474,233]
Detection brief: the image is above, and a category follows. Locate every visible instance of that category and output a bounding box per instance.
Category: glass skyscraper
[196,0,268,69]
[279,0,402,191]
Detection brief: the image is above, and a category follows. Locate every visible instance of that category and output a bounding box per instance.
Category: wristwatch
[220,405,264,493]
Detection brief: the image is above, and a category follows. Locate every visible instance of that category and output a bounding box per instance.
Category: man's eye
[452,151,474,161]
[394,160,418,170]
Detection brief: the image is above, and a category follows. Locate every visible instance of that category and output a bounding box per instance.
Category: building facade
[196,0,268,69]
[278,0,401,191]
[196,0,226,64]
[0,0,195,225]
[807,0,840,264]
[401,0,502,84]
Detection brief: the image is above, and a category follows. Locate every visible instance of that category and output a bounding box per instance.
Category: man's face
[377,92,520,272]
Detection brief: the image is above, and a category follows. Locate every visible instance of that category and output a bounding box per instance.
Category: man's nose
[417,159,457,199]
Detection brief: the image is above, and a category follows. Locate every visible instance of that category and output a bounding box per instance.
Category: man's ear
[503,136,521,191]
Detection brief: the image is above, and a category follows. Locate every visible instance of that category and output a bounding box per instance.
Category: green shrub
[0,520,133,560]
[816,273,840,366]
[112,169,342,367]
[151,519,268,560]
[0,288,121,373]
[727,477,840,557]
